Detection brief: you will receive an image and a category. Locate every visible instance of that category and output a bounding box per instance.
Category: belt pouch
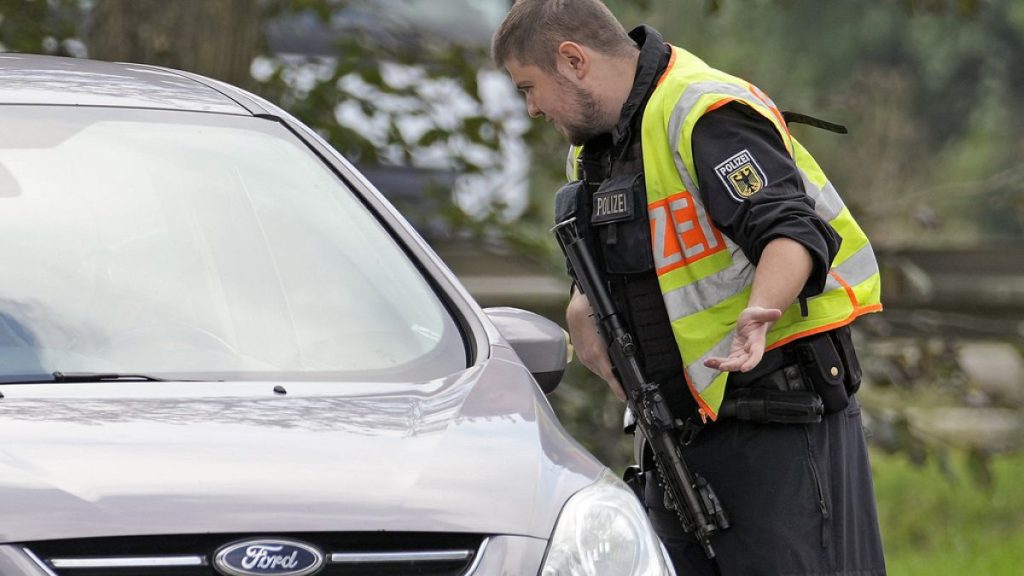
[723,388,823,424]
[831,325,862,395]
[795,333,848,413]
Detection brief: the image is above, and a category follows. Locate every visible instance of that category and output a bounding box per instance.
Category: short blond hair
[491,0,636,72]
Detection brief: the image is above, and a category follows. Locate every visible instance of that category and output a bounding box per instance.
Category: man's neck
[592,48,641,130]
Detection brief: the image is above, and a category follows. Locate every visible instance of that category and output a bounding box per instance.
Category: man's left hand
[703,306,782,373]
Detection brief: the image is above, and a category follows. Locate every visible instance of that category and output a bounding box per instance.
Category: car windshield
[0,106,466,382]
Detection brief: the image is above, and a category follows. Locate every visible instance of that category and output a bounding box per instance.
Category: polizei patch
[591,187,633,225]
[714,149,767,201]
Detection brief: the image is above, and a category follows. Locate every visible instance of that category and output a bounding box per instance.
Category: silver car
[0,55,673,576]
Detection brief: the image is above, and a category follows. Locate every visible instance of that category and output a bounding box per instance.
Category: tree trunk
[87,0,262,89]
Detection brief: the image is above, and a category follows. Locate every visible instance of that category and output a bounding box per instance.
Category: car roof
[0,53,255,115]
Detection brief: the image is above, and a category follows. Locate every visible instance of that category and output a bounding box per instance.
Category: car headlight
[541,470,676,576]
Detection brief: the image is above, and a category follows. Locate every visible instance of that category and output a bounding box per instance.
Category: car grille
[21,533,487,576]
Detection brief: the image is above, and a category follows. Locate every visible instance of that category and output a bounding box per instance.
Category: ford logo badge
[214,539,324,576]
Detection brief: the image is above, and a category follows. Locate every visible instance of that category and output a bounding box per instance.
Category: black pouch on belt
[831,325,863,395]
[795,332,848,413]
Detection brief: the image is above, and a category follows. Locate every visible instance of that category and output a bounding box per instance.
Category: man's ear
[556,41,588,80]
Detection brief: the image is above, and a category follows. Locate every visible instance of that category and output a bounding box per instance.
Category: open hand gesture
[703,306,783,373]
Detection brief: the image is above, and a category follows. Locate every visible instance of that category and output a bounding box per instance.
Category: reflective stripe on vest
[642,46,882,420]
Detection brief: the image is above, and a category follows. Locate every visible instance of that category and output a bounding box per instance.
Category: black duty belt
[677,338,827,444]
[642,327,858,447]
[726,339,802,391]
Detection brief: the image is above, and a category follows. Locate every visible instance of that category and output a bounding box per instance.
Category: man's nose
[526,100,542,119]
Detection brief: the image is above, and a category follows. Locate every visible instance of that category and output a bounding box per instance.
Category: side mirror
[484,307,569,394]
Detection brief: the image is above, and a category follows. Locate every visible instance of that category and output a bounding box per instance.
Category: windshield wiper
[1,368,221,383]
[0,372,168,384]
[52,371,167,382]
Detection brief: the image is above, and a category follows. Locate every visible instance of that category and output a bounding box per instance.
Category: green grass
[872,449,1024,575]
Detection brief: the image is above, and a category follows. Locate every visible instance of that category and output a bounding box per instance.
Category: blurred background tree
[2,0,1021,572]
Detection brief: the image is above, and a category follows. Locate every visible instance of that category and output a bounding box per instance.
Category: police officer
[492,1,887,575]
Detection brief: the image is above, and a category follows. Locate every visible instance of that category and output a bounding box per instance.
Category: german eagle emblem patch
[714,149,767,201]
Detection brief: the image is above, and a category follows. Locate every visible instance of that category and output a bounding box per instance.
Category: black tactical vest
[555,132,695,416]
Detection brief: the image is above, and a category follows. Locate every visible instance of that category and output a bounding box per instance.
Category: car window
[0,106,466,382]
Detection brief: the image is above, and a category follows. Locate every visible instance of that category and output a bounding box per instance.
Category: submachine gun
[552,216,730,560]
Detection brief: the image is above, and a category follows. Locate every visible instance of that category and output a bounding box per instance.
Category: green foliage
[560,0,1024,247]
[249,2,533,234]
[0,0,80,55]
[255,24,474,164]
[872,449,1024,574]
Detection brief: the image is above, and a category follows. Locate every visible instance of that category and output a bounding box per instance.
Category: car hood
[0,351,603,543]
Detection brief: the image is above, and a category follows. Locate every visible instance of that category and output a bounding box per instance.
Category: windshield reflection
[0,56,242,112]
[0,106,465,382]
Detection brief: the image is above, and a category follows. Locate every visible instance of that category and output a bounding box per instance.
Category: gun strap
[782,110,848,134]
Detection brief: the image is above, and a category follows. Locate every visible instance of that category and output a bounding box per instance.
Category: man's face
[505,59,604,146]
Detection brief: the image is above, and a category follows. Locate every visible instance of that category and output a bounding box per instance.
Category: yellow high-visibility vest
[571,46,882,421]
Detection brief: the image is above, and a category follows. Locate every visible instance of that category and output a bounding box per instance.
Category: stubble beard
[559,80,612,146]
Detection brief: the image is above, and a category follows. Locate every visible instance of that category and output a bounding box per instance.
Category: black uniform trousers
[645,395,887,576]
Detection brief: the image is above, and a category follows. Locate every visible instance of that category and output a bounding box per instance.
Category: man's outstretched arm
[703,237,811,373]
